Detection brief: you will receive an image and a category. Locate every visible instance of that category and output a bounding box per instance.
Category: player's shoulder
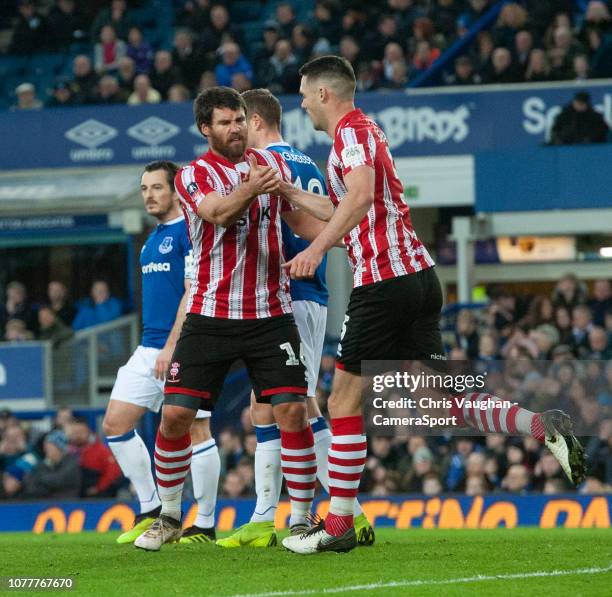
[335,111,377,145]
[246,147,291,178]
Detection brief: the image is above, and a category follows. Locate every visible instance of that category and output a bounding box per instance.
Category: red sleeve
[174,165,215,214]
[336,125,376,175]
[262,149,294,212]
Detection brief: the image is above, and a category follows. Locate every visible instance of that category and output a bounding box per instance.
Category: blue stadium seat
[27,53,66,78]
[0,55,29,79]
[242,24,265,48]
[131,6,158,29]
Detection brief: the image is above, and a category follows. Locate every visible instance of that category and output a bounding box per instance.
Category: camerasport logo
[65,119,117,162]
[127,116,179,159]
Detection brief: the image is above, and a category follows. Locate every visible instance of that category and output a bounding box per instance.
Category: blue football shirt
[267,142,328,306]
[140,215,192,348]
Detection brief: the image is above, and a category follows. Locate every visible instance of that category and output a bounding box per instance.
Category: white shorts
[110,346,210,419]
[293,300,327,397]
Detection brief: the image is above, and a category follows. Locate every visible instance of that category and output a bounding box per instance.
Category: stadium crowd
[1,274,610,501]
[1,0,612,110]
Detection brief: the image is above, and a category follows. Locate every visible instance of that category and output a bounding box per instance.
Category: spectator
[589,280,612,327]
[501,463,530,493]
[291,24,314,65]
[483,47,521,83]
[478,331,499,360]
[70,55,98,104]
[525,0,573,39]
[0,423,28,471]
[46,281,75,326]
[10,82,42,111]
[127,73,162,105]
[573,54,591,81]
[339,36,362,73]
[585,418,612,485]
[53,407,74,432]
[472,30,495,72]
[422,473,443,496]
[571,304,594,357]
[403,446,435,492]
[253,23,281,82]
[455,309,479,359]
[222,469,248,498]
[551,91,609,145]
[22,430,81,499]
[493,3,528,50]
[116,56,136,100]
[3,319,34,342]
[176,0,210,32]
[381,42,405,85]
[150,51,183,101]
[274,3,297,40]
[90,0,133,43]
[1,281,37,335]
[446,438,476,490]
[261,39,299,94]
[586,327,612,360]
[72,280,122,331]
[126,26,153,75]
[410,40,440,79]
[429,0,462,40]
[200,4,242,56]
[459,0,491,30]
[355,61,379,92]
[167,84,191,103]
[446,55,481,85]
[66,418,122,497]
[47,0,86,52]
[173,29,210,92]
[363,14,403,62]
[525,49,551,82]
[215,42,253,88]
[553,274,588,311]
[309,1,342,48]
[198,70,217,92]
[94,25,127,75]
[37,306,73,346]
[46,79,76,108]
[93,75,123,104]
[9,0,50,55]
[514,30,534,74]
[586,28,612,78]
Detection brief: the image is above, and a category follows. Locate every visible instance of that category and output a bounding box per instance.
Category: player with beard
[135,87,327,551]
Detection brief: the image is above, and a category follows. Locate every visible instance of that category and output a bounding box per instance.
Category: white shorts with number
[293,300,327,397]
[110,346,210,418]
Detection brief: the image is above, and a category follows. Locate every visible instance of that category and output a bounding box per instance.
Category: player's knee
[161,405,195,438]
[273,400,306,431]
[102,414,126,437]
[190,419,211,443]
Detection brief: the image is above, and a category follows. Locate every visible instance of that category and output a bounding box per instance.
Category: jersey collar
[158,215,184,227]
[334,108,364,139]
[265,140,289,149]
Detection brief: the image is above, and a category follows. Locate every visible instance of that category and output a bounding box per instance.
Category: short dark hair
[298,55,356,99]
[193,86,247,133]
[143,161,180,188]
[241,88,282,129]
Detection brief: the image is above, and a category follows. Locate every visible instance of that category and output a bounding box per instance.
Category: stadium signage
[0,343,49,407]
[2,83,612,169]
[0,496,608,533]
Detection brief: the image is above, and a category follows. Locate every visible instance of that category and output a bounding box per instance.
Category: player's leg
[135,316,229,551]
[180,412,220,543]
[103,347,163,543]
[217,396,280,548]
[247,315,316,537]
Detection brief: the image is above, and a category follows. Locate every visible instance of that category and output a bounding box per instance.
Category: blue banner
[1,82,611,169]
[0,495,609,532]
[0,343,47,401]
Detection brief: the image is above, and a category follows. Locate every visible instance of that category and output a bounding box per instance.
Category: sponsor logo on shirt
[341,144,366,168]
[142,262,171,274]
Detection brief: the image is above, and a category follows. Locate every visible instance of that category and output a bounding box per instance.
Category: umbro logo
[128,117,180,146]
[65,119,118,149]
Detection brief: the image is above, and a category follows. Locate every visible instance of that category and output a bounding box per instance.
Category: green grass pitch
[0,529,610,596]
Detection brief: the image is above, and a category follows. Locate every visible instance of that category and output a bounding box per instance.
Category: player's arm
[279,179,334,222]
[283,166,374,279]
[154,279,190,381]
[281,210,344,247]
[198,155,279,227]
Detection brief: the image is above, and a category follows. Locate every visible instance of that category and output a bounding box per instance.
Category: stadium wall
[1,495,609,533]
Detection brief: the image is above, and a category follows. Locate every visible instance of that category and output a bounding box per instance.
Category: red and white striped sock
[450,392,545,442]
[154,430,192,521]
[326,415,367,537]
[280,427,316,527]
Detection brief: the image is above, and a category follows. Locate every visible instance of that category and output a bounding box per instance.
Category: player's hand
[154,345,174,380]
[282,245,324,279]
[279,178,297,201]
[244,154,280,197]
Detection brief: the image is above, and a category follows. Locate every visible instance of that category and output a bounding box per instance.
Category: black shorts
[164,313,307,411]
[336,267,445,374]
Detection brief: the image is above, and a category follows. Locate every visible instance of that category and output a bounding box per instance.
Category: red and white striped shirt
[175,148,293,319]
[328,109,434,288]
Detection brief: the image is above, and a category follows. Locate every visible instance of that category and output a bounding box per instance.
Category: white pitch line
[223,564,612,597]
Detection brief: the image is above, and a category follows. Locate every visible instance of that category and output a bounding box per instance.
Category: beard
[208,129,247,161]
